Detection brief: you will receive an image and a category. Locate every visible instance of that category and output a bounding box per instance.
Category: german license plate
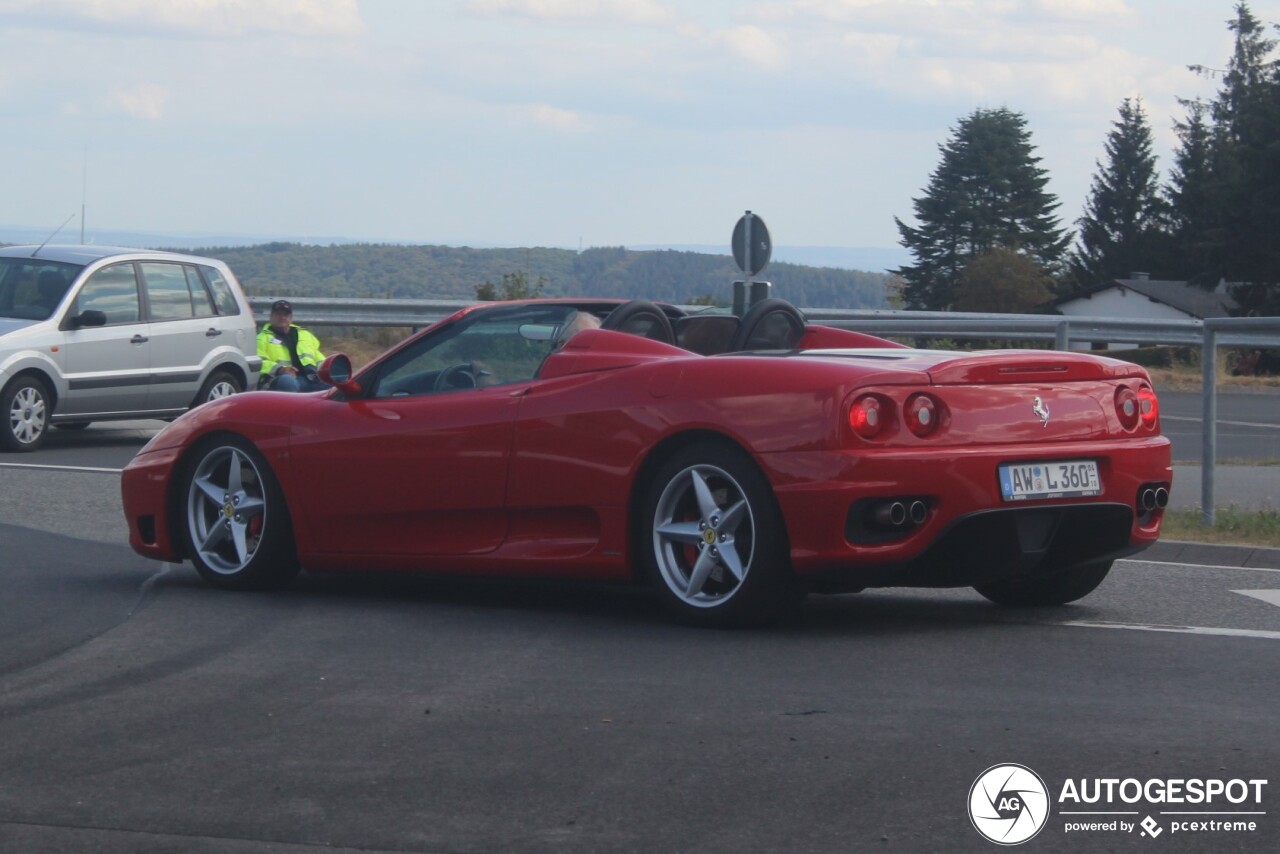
[998,460,1101,501]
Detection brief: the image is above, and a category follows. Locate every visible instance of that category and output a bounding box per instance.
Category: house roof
[1048,277,1238,319]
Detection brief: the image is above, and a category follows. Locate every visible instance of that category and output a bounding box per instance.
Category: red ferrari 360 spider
[122,298,1172,626]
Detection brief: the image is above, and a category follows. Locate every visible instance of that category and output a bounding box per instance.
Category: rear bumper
[760,437,1171,586]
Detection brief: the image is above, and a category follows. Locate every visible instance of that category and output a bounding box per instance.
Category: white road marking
[0,463,122,474]
[1064,620,1280,641]
[1233,589,1280,608]
[1161,414,1280,430]
[1118,559,1280,574]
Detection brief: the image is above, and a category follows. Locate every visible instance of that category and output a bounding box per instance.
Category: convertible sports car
[122,298,1172,627]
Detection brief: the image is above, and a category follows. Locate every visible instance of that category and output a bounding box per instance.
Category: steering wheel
[433,363,478,392]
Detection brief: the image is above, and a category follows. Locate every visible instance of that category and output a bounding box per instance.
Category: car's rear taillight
[1138,385,1158,428]
[1115,386,1140,430]
[903,393,940,437]
[849,395,887,440]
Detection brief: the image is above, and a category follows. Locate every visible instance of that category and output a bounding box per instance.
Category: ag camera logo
[969,764,1050,845]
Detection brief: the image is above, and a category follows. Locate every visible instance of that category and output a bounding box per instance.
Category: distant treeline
[188,242,890,309]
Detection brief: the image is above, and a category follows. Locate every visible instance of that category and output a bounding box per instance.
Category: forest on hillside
[189,242,890,310]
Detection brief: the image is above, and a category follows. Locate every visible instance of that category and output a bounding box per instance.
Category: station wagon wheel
[194,369,243,407]
[183,436,299,589]
[1,376,52,452]
[974,559,1114,607]
[643,442,800,627]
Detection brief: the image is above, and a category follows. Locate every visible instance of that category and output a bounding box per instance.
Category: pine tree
[1070,98,1167,284]
[895,108,1070,310]
[1170,1,1280,313]
[1166,100,1217,282]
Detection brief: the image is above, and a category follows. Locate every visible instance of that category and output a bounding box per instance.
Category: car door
[139,261,220,411]
[288,387,523,557]
[59,261,150,416]
[286,303,570,559]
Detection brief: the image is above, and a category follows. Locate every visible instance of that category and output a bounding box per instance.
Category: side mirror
[318,353,362,396]
[69,309,107,329]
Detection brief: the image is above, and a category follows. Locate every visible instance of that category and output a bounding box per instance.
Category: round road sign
[732,212,772,276]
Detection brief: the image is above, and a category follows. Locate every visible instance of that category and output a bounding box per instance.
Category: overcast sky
[0,0,1272,253]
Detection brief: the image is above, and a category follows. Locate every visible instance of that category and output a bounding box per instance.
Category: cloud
[464,0,679,27]
[1033,0,1135,22]
[527,103,590,131]
[840,30,905,66]
[0,0,365,38]
[713,24,787,69]
[777,0,1018,28]
[108,83,168,119]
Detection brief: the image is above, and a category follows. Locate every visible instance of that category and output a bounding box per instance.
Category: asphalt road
[1159,390,1280,464]
[0,416,1278,852]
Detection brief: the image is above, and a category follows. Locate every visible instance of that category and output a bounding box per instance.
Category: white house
[1048,274,1237,349]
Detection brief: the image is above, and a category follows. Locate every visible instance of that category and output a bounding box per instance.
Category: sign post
[731,211,772,315]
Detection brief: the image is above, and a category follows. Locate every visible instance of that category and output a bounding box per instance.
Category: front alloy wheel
[645,443,800,627]
[1,377,51,452]
[184,437,299,589]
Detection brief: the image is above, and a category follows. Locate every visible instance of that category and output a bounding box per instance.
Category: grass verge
[1160,507,1280,548]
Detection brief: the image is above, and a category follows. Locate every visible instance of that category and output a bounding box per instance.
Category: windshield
[0,258,84,321]
[369,303,582,398]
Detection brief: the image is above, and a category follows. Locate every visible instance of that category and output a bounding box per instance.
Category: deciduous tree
[953,248,1055,314]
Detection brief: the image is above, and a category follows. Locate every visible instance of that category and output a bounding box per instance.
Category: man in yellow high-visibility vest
[257,300,327,392]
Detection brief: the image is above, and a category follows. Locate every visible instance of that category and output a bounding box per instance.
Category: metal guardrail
[252,297,1279,525]
[252,297,1280,346]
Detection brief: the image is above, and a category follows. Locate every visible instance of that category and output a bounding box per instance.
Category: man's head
[269,299,293,331]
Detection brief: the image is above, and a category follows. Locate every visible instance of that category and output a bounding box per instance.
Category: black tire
[55,421,91,431]
[641,441,801,627]
[193,369,243,408]
[181,435,300,590]
[974,559,1114,607]
[1,375,53,452]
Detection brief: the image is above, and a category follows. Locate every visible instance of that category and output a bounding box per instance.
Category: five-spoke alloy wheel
[644,442,799,627]
[183,437,299,589]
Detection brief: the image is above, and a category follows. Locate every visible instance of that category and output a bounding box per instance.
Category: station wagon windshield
[0,259,84,321]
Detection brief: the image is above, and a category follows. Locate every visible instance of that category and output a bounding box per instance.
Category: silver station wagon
[0,245,260,451]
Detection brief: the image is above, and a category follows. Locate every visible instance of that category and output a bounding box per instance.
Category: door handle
[131,334,149,344]
[205,328,222,337]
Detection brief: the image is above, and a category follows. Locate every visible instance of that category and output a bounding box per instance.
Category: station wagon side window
[141,262,215,320]
[76,263,141,324]
[199,266,241,316]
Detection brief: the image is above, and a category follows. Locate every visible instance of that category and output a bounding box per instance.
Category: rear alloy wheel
[974,559,1114,607]
[644,442,800,627]
[1,376,52,452]
[194,369,243,407]
[183,437,300,589]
